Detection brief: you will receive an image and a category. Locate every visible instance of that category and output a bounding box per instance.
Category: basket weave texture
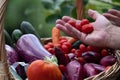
[0,0,120,80]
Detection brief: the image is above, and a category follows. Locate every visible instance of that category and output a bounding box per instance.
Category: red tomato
[60,36,67,41]
[79,44,86,53]
[59,39,67,45]
[70,48,76,53]
[47,48,55,54]
[87,46,101,52]
[63,42,72,50]
[74,49,82,57]
[75,21,82,31]
[44,44,51,50]
[81,19,90,26]
[67,19,76,27]
[47,42,54,48]
[59,65,67,73]
[61,44,69,54]
[101,49,109,57]
[81,24,94,34]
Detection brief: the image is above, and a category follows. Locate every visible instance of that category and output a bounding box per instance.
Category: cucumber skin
[72,40,82,49]
[4,29,13,46]
[12,29,23,43]
[20,21,40,39]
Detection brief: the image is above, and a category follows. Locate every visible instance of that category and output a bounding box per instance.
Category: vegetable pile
[4,20,116,80]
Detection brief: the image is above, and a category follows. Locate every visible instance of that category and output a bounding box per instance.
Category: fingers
[103,9,120,26]
[65,23,86,41]
[56,23,76,37]
[108,9,120,17]
[88,9,101,20]
[56,19,65,26]
[56,16,87,42]
[103,13,120,26]
[56,16,76,26]
[62,16,72,22]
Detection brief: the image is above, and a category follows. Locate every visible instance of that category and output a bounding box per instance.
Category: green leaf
[41,0,54,9]
[71,7,77,19]
[54,0,65,7]
[112,0,120,2]
[61,5,72,16]
[44,56,58,66]
[45,14,61,23]
[84,0,89,5]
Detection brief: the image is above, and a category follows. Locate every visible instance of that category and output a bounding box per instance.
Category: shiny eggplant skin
[66,60,85,80]
[5,44,19,65]
[16,34,52,63]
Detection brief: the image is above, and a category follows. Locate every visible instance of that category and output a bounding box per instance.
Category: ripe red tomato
[70,48,76,53]
[59,65,67,73]
[81,19,89,26]
[79,44,86,53]
[59,39,67,45]
[74,49,82,57]
[27,60,62,80]
[57,43,62,49]
[67,19,76,27]
[63,42,72,50]
[47,48,55,54]
[75,21,82,31]
[44,44,51,50]
[61,44,69,54]
[87,46,101,52]
[81,24,94,34]
[47,42,54,48]
[60,36,67,41]
[101,49,109,57]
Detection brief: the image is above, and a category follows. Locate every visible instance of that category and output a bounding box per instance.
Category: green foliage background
[4,0,120,38]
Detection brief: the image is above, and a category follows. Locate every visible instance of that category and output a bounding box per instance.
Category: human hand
[56,9,120,49]
[103,9,120,27]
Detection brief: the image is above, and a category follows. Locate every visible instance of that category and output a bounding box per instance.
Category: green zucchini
[72,40,82,49]
[4,29,13,46]
[12,29,23,43]
[20,21,40,39]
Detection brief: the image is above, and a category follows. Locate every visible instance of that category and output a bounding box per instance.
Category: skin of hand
[103,9,120,26]
[56,9,120,49]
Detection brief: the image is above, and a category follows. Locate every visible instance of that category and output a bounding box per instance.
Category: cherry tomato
[101,49,109,57]
[79,44,86,53]
[67,19,76,27]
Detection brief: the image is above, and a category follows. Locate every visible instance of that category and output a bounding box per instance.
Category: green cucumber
[20,21,40,39]
[12,29,23,43]
[72,40,82,49]
[4,29,13,46]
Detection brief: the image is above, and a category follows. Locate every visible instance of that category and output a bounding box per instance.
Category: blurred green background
[4,0,120,38]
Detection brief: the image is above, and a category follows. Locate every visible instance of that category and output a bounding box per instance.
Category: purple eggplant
[84,63,98,77]
[89,63,105,73]
[66,60,85,80]
[100,55,116,67]
[5,44,19,65]
[16,34,56,63]
[82,51,101,63]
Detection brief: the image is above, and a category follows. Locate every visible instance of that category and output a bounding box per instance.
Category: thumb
[88,9,101,20]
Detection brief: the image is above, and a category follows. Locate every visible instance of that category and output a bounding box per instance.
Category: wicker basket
[0,0,120,80]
